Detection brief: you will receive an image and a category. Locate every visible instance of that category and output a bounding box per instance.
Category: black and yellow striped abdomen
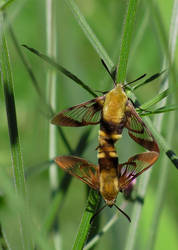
[97,84,128,205]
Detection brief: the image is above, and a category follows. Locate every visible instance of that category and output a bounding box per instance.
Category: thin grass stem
[117,0,138,82]
[45,0,61,249]
[72,190,100,250]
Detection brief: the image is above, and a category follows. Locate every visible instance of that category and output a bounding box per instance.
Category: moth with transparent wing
[52,63,160,222]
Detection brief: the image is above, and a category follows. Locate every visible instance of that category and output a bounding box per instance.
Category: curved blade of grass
[132,70,167,90]
[25,159,54,178]
[22,44,97,98]
[9,25,51,112]
[65,0,114,72]
[138,105,178,116]
[0,13,32,249]
[9,26,73,154]
[72,189,100,250]
[117,0,138,82]
[139,88,169,110]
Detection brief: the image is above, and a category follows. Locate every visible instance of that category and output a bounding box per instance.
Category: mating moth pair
[51,62,160,222]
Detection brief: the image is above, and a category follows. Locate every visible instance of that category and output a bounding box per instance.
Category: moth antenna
[113,204,131,223]
[94,90,109,95]
[123,73,147,88]
[90,204,107,224]
[101,59,117,87]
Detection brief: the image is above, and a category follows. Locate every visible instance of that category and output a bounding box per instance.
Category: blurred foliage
[0,0,177,250]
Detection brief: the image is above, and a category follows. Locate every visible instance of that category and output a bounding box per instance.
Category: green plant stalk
[83,201,128,250]
[128,8,149,69]
[72,189,100,250]
[117,0,138,82]
[43,189,66,234]
[0,13,32,249]
[46,0,61,249]
[124,172,152,250]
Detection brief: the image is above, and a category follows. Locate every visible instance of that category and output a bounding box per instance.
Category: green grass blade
[139,88,169,110]
[9,25,52,114]
[65,0,114,72]
[117,0,138,82]
[43,175,72,234]
[9,28,73,154]
[138,105,178,116]
[22,44,97,97]
[72,189,100,250]
[0,13,31,249]
[0,18,25,196]
[132,70,167,90]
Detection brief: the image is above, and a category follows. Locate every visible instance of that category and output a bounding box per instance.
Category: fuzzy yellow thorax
[103,84,127,124]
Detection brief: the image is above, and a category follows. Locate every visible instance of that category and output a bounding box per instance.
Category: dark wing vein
[55,156,100,189]
[125,101,159,152]
[51,96,105,127]
[118,151,159,189]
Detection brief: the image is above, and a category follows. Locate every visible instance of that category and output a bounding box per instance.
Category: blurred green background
[0,0,177,249]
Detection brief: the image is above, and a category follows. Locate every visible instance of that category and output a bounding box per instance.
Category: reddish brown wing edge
[118,151,159,190]
[51,96,105,127]
[125,101,160,153]
[55,156,100,190]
